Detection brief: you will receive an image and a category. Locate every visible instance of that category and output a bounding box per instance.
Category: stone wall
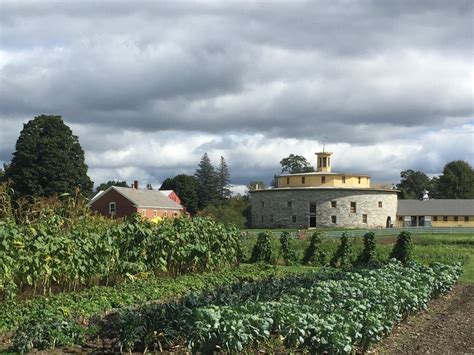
[250,188,398,229]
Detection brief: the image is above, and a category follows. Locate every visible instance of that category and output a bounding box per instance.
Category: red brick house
[90,184,184,219]
[160,190,181,205]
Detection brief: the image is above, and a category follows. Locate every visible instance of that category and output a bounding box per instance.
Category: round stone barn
[250,151,399,229]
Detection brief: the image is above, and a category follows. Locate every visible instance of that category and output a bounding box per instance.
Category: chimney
[133,180,139,189]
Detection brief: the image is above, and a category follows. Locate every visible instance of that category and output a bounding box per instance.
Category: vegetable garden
[0,187,471,353]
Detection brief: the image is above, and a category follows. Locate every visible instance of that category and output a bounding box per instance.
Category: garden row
[242,231,473,273]
[10,261,461,353]
[0,215,240,300]
[250,230,412,266]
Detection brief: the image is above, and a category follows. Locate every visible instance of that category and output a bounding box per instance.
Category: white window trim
[109,202,116,215]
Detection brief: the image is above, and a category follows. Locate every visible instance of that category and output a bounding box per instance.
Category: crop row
[94,261,461,353]
[0,264,314,334]
[0,215,240,299]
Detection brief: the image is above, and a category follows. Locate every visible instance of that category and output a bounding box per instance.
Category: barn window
[378,201,382,208]
[433,216,438,221]
[321,176,326,184]
[465,216,469,222]
[286,177,290,184]
[109,202,116,215]
[292,215,297,223]
[362,214,368,223]
[331,201,337,208]
[302,176,305,184]
[331,215,337,224]
[443,216,448,221]
[454,216,458,222]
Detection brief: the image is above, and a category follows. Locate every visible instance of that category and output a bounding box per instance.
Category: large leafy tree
[396,169,431,199]
[160,174,199,214]
[280,154,314,174]
[198,195,251,228]
[195,153,219,209]
[95,180,129,192]
[5,115,93,197]
[437,160,474,198]
[216,156,232,200]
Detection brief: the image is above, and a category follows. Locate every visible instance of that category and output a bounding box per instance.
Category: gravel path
[374,283,474,354]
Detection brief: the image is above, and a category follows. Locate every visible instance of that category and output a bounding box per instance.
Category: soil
[373,283,474,354]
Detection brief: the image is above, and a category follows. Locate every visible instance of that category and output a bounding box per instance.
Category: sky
[0,0,473,194]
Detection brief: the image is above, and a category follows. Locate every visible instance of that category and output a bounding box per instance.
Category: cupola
[315,151,332,172]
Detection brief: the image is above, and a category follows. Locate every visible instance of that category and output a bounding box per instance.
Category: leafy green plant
[250,231,273,263]
[356,232,377,265]
[11,313,84,352]
[100,261,462,354]
[390,231,413,265]
[301,231,326,265]
[330,232,352,267]
[0,213,241,300]
[279,231,297,265]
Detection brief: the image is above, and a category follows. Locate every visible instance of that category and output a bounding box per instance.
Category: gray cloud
[0,0,473,187]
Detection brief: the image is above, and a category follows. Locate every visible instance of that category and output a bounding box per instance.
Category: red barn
[160,190,181,205]
[90,184,184,219]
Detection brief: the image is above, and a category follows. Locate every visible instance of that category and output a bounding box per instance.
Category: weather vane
[322,135,328,152]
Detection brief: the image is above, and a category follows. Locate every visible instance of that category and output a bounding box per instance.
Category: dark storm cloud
[0,0,473,186]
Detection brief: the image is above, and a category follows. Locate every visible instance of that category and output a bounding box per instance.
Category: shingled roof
[108,186,183,210]
[397,199,474,216]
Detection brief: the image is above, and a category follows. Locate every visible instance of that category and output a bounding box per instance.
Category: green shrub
[250,231,273,263]
[11,313,84,352]
[330,232,352,268]
[390,231,413,265]
[356,232,377,265]
[301,231,326,265]
[279,231,297,265]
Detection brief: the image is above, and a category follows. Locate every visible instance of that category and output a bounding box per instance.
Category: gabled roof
[397,199,474,216]
[160,190,174,197]
[93,186,183,210]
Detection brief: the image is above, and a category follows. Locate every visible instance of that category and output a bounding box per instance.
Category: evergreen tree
[5,115,93,197]
[160,174,199,214]
[216,156,231,200]
[194,153,218,209]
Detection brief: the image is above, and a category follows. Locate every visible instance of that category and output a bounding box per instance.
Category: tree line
[1,115,473,228]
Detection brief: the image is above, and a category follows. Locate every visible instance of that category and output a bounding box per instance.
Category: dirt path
[374,283,474,354]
